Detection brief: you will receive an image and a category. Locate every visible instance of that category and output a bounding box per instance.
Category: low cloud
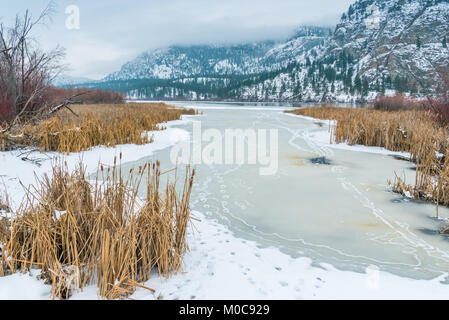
[2,0,355,79]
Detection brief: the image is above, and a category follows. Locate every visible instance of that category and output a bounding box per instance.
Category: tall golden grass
[0,195,9,247]
[0,157,195,299]
[287,107,447,161]
[0,103,196,153]
[287,107,449,218]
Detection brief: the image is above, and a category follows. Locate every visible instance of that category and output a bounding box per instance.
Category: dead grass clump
[38,103,196,154]
[391,149,449,218]
[0,197,9,250]
[0,194,10,244]
[0,158,195,299]
[1,103,197,153]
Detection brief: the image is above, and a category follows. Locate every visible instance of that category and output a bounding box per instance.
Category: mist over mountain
[78,0,449,102]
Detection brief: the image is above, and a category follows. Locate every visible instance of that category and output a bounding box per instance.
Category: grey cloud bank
[1,0,355,79]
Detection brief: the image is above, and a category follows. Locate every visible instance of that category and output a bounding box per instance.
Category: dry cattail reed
[0,103,196,153]
[0,158,195,299]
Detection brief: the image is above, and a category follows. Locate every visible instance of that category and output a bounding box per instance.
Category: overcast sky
[1,0,355,79]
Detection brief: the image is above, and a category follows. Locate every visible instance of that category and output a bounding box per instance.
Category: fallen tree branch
[0,91,91,152]
[48,91,90,116]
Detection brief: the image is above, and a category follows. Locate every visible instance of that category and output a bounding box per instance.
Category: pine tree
[417,37,421,49]
[443,36,447,48]
[362,78,369,96]
[354,75,362,94]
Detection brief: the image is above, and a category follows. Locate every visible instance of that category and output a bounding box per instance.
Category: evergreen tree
[394,75,408,93]
[443,36,447,48]
[348,5,354,16]
[305,57,311,67]
[293,83,300,97]
[417,37,421,49]
[385,75,392,89]
[345,67,354,89]
[354,74,362,94]
[362,78,369,96]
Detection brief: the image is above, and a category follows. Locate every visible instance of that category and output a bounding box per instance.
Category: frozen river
[122,102,449,283]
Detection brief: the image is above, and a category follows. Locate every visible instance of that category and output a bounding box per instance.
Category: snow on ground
[1,113,448,300]
[284,112,411,159]
[0,270,51,300]
[3,209,449,300]
[0,119,191,208]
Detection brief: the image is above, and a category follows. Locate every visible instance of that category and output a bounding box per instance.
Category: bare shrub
[0,3,65,125]
[425,66,449,126]
[426,96,449,126]
[372,94,425,111]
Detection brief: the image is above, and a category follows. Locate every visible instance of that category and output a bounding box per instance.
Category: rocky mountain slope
[104,42,276,81]
[332,0,449,94]
[83,0,449,102]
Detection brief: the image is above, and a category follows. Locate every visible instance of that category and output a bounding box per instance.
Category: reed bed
[287,107,447,161]
[286,107,449,218]
[0,157,195,299]
[0,103,196,153]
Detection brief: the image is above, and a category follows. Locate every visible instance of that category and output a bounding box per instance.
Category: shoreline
[283,112,412,159]
[1,112,449,300]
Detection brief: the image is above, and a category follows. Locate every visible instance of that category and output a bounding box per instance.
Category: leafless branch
[0,1,64,125]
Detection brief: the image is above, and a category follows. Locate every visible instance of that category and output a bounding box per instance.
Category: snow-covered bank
[0,117,190,300]
[1,111,449,300]
[0,119,191,208]
[284,112,411,159]
[2,209,449,300]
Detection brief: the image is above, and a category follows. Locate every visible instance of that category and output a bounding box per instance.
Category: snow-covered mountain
[104,26,330,81]
[104,42,276,81]
[331,0,449,94]
[234,0,449,102]
[86,0,449,102]
[93,26,331,101]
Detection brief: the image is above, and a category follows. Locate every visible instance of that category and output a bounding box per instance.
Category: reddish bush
[79,89,125,104]
[426,96,449,126]
[372,94,425,111]
[48,87,125,105]
[0,95,14,123]
[425,65,449,126]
